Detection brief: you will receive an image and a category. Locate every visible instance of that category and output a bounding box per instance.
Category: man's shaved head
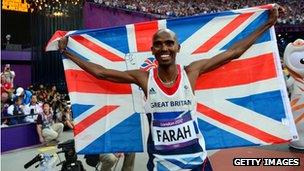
[151,29,180,67]
[152,29,178,43]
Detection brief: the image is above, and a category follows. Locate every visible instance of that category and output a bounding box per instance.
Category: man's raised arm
[58,37,148,86]
[186,4,284,78]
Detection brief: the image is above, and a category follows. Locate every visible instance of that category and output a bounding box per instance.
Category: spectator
[1,91,11,127]
[121,153,135,171]
[15,87,32,105]
[50,92,62,111]
[23,95,43,123]
[49,85,58,98]
[90,0,303,24]
[1,64,15,87]
[36,102,64,145]
[87,153,135,171]
[35,84,48,102]
[7,96,26,125]
[1,73,13,94]
[99,153,120,171]
[60,106,74,130]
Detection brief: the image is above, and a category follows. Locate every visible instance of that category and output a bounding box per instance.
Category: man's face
[31,95,37,104]
[4,64,10,71]
[52,85,56,91]
[17,91,25,98]
[43,103,50,113]
[151,30,180,67]
[16,98,22,106]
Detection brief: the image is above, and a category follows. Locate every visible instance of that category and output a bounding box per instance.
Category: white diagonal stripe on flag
[197,114,266,144]
[70,93,133,123]
[68,37,125,69]
[82,34,126,57]
[208,11,263,52]
[180,15,239,54]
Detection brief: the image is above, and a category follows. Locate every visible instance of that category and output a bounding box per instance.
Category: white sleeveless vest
[144,65,207,171]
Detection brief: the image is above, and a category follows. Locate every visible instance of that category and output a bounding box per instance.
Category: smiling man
[58,5,282,171]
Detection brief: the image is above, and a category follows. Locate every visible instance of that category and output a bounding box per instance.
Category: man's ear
[151,47,155,55]
[177,44,181,52]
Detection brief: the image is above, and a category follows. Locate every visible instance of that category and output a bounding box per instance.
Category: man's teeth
[161,55,170,57]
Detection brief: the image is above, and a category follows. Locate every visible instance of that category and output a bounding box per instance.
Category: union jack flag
[46,4,298,154]
[140,57,158,71]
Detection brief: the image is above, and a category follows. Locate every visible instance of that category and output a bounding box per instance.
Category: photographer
[15,87,32,105]
[85,153,135,171]
[7,96,26,125]
[1,91,11,127]
[50,92,63,114]
[23,95,42,123]
[1,64,15,87]
[36,102,64,145]
[60,106,74,130]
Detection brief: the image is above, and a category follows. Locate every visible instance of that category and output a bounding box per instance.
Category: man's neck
[157,64,178,84]
[158,64,177,74]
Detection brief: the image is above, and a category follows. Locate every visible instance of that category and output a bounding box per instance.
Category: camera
[30,108,35,115]
[24,153,44,169]
[57,139,78,165]
[57,139,85,171]
[24,139,85,171]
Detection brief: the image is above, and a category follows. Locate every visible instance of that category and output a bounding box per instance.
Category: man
[36,102,64,144]
[86,153,135,171]
[58,106,74,130]
[7,96,26,125]
[1,75,13,93]
[1,91,12,126]
[101,153,135,171]
[1,64,15,87]
[23,95,42,123]
[59,5,282,171]
[15,87,32,105]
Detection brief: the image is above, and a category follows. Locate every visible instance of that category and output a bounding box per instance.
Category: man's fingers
[58,37,68,51]
[278,7,284,12]
[274,3,286,14]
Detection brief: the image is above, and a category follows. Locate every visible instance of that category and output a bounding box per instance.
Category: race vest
[144,65,204,151]
[144,65,207,171]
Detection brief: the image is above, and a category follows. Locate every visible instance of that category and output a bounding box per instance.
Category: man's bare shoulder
[184,59,209,75]
[125,69,149,92]
[126,69,149,75]
[126,69,149,80]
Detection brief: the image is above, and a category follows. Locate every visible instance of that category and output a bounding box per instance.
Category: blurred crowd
[1,64,73,130]
[1,64,135,168]
[93,0,304,24]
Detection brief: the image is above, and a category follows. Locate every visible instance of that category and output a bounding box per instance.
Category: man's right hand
[58,37,68,53]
